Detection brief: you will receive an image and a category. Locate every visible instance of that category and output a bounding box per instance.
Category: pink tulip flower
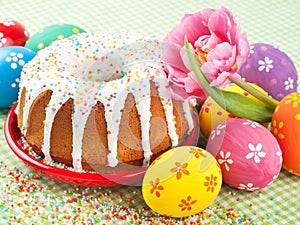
[164,7,250,100]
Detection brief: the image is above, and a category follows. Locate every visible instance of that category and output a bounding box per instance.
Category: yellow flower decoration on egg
[295,114,300,120]
[284,92,300,108]
[271,120,285,140]
[204,174,219,193]
[178,195,197,212]
[142,146,222,218]
[189,147,207,158]
[170,162,190,180]
[149,178,164,198]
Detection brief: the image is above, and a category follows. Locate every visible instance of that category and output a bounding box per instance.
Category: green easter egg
[25,24,86,52]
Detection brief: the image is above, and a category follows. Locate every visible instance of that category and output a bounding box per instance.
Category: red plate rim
[4,103,199,187]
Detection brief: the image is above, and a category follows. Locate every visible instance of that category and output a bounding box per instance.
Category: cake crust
[16,32,195,173]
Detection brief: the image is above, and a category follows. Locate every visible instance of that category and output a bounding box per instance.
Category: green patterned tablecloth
[1,0,300,224]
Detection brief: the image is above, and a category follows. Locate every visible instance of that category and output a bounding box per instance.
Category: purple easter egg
[206,118,282,191]
[239,43,298,100]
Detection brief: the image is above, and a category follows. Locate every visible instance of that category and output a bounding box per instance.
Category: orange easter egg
[199,83,267,137]
[271,92,300,175]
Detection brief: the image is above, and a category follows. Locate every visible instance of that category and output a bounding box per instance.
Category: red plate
[4,103,199,187]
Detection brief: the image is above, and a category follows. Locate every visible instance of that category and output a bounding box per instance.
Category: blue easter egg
[239,43,298,100]
[0,46,36,108]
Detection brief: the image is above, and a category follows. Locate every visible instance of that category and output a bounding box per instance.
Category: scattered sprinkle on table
[0,160,280,224]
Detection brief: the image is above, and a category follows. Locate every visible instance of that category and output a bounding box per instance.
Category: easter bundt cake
[16,31,195,173]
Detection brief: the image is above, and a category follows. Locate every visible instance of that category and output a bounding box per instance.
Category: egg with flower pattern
[142,146,222,217]
[271,92,300,176]
[199,82,267,137]
[25,23,86,52]
[239,43,298,101]
[0,46,36,108]
[206,118,282,191]
[0,18,29,47]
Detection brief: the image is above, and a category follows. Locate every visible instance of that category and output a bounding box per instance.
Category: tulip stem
[229,78,279,109]
[184,36,274,122]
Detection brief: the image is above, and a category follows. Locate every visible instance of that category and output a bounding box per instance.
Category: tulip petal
[166,66,188,87]
[164,42,189,74]
[180,44,195,71]
[169,83,191,100]
[208,7,237,43]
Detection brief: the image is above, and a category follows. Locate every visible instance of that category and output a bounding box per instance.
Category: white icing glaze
[18,31,194,170]
[153,68,178,147]
[126,64,152,166]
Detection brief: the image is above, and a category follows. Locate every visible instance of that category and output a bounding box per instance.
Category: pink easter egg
[206,118,282,191]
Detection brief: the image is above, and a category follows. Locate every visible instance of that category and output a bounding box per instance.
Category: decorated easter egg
[199,83,267,137]
[0,18,29,47]
[206,118,282,191]
[25,24,86,52]
[0,46,36,108]
[142,146,222,218]
[239,43,298,101]
[271,92,300,175]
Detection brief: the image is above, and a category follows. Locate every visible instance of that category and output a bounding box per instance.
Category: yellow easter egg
[199,83,267,137]
[142,146,222,218]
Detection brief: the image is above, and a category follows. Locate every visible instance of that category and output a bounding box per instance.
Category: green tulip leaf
[184,37,274,122]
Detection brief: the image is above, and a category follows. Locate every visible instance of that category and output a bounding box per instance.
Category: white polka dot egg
[206,118,282,191]
[0,46,36,108]
[142,146,222,218]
